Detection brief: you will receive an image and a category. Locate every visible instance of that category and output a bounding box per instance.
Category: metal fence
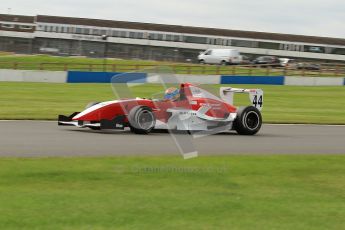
[0,61,344,77]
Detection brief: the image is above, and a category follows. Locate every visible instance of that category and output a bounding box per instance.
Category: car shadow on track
[61,128,279,137]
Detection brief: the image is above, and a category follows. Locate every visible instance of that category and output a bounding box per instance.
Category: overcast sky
[1,0,344,38]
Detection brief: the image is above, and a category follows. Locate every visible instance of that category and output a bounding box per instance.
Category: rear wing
[220,87,264,111]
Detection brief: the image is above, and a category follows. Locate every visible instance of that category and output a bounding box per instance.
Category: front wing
[58,112,126,130]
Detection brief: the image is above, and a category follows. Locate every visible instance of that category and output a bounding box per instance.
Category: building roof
[0,14,34,23]
[23,14,345,47]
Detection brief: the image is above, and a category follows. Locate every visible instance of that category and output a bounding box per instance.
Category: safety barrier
[0,69,344,86]
[0,69,67,83]
[1,62,345,77]
[220,76,285,85]
[67,71,146,83]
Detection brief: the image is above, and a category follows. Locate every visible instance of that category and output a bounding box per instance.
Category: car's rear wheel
[128,106,156,134]
[233,106,262,135]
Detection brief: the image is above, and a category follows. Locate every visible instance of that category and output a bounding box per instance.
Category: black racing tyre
[221,60,228,66]
[128,106,156,134]
[199,59,205,64]
[85,101,100,109]
[233,106,262,135]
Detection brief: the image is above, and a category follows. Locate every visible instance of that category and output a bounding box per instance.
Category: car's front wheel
[233,106,262,135]
[128,106,156,134]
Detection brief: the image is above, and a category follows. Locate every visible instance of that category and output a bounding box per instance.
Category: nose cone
[72,100,124,121]
[72,101,111,121]
[73,107,100,121]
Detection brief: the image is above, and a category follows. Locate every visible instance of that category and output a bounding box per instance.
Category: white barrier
[175,74,221,84]
[146,74,220,84]
[0,69,67,83]
[285,76,344,86]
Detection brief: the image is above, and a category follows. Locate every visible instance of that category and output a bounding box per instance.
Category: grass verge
[0,82,345,124]
[0,155,344,230]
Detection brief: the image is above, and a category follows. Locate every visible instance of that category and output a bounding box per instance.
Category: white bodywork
[161,87,263,131]
[219,87,264,111]
[164,107,237,131]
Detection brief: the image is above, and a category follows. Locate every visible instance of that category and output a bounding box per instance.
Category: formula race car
[58,83,263,135]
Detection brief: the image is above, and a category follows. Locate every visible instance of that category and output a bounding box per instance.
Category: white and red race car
[58,83,263,135]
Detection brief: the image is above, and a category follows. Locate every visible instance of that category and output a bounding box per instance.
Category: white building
[1,14,345,62]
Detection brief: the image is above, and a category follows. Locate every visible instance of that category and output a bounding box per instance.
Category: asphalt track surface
[1,121,345,157]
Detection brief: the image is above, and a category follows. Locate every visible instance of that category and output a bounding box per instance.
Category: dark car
[297,63,320,70]
[252,56,281,67]
[240,55,252,65]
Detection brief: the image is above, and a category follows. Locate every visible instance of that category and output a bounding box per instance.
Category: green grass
[1,82,345,124]
[0,155,344,230]
[0,54,342,76]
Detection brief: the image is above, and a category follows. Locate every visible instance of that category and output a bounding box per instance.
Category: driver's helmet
[164,87,180,101]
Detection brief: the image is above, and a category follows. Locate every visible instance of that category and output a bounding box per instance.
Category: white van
[279,58,297,68]
[198,49,242,65]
